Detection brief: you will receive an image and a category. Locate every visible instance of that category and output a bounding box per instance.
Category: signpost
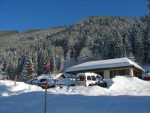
[44,80,48,113]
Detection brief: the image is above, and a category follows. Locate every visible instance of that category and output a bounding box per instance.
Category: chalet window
[119,69,129,75]
[110,71,116,78]
[110,69,129,78]
[133,70,142,79]
[96,71,104,78]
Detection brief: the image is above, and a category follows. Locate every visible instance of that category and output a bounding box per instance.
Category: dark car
[95,75,107,87]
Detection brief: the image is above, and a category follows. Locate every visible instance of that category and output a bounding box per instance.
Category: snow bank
[109,76,150,96]
[0,76,150,97]
[49,76,150,96]
[0,76,150,113]
[0,80,42,97]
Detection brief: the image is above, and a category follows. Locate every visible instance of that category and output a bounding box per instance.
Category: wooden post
[129,67,134,76]
[53,48,57,86]
[44,80,48,113]
[14,75,17,86]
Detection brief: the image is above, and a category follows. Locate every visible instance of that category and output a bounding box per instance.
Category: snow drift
[0,80,42,97]
[49,76,150,96]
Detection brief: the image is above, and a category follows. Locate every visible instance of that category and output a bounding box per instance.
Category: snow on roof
[65,57,144,73]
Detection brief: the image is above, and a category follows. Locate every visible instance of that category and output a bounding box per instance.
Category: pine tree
[37,50,49,75]
[21,58,34,81]
[0,61,7,79]
[78,47,93,62]
[128,52,135,62]
[1,61,7,75]
[6,65,16,80]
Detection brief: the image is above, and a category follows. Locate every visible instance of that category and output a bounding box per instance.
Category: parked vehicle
[56,73,76,86]
[37,74,52,80]
[75,72,107,87]
[94,75,107,87]
[37,78,56,89]
[31,79,39,85]
[26,79,39,85]
[25,73,75,88]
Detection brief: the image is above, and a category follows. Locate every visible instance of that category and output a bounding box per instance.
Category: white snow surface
[0,80,42,97]
[0,76,150,113]
[0,76,150,97]
[50,76,150,96]
[65,57,144,72]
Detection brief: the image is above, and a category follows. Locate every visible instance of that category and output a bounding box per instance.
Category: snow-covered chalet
[65,57,144,79]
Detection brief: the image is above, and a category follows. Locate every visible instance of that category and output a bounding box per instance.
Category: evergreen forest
[0,8,150,80]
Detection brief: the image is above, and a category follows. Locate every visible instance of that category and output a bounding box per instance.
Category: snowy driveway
[0,92,150,113]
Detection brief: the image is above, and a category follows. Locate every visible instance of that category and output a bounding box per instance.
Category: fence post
[44,80,48,113]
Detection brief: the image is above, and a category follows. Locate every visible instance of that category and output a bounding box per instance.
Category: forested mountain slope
[0,15,150,79]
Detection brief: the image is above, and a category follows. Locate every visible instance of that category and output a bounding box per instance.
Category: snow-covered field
[0,76,150,113]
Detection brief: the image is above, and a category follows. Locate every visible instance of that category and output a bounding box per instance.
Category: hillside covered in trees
[0,15,150,80]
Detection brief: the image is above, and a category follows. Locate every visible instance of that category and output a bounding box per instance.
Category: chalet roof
[65,57,145,73]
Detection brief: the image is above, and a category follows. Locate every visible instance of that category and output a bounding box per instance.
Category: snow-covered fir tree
[21,58,34,81]
[129,52,136,62]
[1,61,7,76]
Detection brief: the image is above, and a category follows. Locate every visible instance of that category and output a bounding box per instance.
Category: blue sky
[0,0,149,31]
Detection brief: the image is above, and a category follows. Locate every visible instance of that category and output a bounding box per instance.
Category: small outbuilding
[65,57,144,79]
[143,72,150,81]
